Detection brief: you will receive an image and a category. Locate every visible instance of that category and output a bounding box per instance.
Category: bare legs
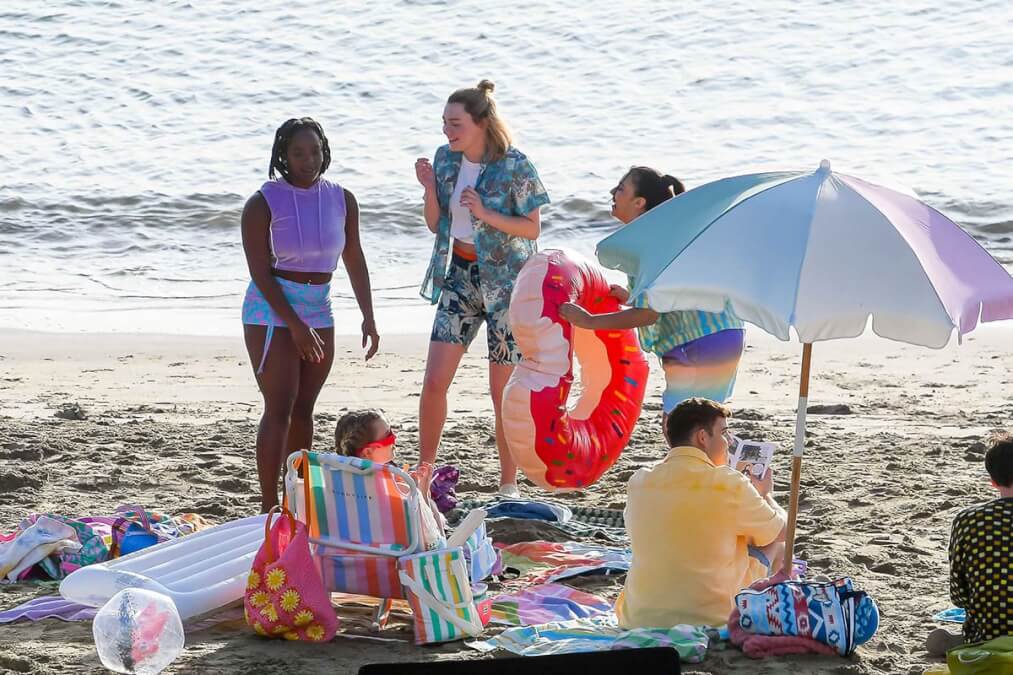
[418,340,517,488]
[244,325,334,512]
[488,362,517,487]
[418,341,466,467]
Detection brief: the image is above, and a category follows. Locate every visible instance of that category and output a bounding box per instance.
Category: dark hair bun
[664,174,686,196]
[477,79,496,95]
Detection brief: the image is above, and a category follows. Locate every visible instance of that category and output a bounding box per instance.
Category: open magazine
[727,436,776,479]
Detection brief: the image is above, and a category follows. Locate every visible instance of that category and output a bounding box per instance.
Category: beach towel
[487,517,628,546]
[456,499,627,544]
[0,516,81,583]
[151,513,214,538]
[19,514,110,577]
[467,614,709,664]
[728,573,833,658]
[16,509,207,580]
[0,596,97,624]
[485,500,573,523]
[489,583,612,626]
[456,499,623,529]
[497,541,631,584]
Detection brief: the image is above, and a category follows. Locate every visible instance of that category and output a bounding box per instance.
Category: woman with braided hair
[241,117,380,512]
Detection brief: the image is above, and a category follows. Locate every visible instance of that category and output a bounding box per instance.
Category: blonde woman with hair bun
[414,80,550,498]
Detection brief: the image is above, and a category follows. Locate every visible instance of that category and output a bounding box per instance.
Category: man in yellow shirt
[616,398,787,628]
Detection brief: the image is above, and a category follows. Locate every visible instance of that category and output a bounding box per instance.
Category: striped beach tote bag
[398,547,484,645]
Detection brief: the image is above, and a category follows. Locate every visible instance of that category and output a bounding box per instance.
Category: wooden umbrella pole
[782,342,812,576]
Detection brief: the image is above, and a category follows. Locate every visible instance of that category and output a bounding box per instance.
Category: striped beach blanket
[467,614,710,663]
[489,583,612,626]
[498,541,631,584]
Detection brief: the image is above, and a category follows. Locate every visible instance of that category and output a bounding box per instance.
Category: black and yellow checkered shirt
[949,497,1013,642]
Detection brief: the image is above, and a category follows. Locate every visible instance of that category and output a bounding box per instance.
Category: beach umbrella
[596,160,1013,575]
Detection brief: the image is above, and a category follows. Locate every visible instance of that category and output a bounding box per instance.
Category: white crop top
[450,158,482,244]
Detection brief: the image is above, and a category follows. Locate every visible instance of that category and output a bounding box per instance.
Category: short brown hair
[334,409,386,457]
[985,431,1013,487]
[666,398,731,447]
[447,79,512,163]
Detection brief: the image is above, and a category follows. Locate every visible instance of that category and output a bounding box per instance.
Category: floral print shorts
[430,255,520,365]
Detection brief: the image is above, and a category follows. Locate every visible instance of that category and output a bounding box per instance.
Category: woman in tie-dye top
[561,167,744,440]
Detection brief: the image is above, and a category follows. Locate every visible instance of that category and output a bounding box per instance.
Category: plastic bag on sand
[93,588,184,674]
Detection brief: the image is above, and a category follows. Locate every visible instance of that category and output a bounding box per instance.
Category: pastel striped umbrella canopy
[597,160,1013,349]
[596,161,1013,574]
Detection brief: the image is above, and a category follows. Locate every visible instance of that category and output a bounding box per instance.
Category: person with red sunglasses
[332,410,447,543]
[333,409,397,464]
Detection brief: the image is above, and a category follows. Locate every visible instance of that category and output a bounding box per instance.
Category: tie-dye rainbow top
[631,290,744,356]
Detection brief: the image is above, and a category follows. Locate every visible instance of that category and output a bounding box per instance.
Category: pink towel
[728,572,838,659]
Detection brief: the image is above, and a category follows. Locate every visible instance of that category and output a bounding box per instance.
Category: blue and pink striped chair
[284,451,441,605]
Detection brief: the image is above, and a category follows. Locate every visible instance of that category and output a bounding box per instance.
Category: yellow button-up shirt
[616,446,785,628]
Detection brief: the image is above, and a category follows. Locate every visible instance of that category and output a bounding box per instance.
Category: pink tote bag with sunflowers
[244,506,338,642]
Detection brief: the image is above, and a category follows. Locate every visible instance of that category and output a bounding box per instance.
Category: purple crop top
[259,178,346,273]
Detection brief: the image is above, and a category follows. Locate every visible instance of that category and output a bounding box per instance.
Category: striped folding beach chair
[284,451,429,605]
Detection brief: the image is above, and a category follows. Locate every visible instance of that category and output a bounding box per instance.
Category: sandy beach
[4,1,1012,671]
[1,325,1010,674]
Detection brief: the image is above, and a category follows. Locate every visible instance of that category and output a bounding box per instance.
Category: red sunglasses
[358,431,396,454]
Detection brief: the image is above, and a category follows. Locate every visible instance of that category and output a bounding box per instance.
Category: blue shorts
[242,277,333,373]
[747,545,771,570]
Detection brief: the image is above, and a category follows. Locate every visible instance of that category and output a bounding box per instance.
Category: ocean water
[2,1,1011,336]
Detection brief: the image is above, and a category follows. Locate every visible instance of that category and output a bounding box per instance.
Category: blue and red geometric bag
[734,577,879,656]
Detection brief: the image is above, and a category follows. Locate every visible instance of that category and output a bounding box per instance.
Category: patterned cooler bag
[734,577,879,656]
[398,546,484,645]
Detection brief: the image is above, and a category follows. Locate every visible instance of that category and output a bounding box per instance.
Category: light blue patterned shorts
[242,278,333,373]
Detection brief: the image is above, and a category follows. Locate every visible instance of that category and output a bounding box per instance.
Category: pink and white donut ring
[502,249,649,491]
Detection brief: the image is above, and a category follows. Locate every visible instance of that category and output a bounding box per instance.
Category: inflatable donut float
[502,249,649,491]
